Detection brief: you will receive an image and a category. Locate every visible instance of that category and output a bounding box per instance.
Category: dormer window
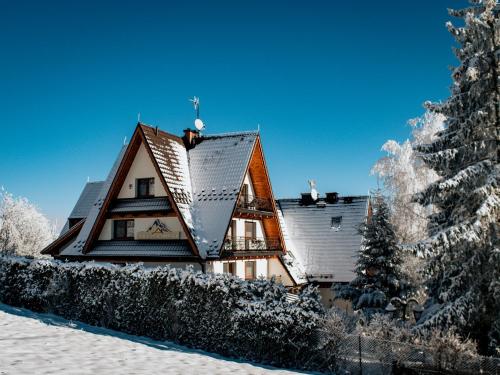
[136,178,154,198]
[331,216,342,230]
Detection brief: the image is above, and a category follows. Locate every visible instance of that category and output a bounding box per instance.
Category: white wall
[211,259,266,280]
[228,218,265,239]
[268,257,294,286]
[210,257,293,286]
[117,143,168,199]
[98,217,186,240]
[242,173,256,198]
[226,172,266,240]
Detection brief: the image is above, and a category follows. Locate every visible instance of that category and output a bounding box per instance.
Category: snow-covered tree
[372,111,445,243]
[412,1,500,355]
[0,189,56,257]
[337,193,408,314]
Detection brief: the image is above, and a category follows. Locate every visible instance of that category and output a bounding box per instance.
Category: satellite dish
[308,180,318,201]
[194,118,205,131]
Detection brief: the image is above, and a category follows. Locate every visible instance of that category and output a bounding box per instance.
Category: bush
[0,255,340,372]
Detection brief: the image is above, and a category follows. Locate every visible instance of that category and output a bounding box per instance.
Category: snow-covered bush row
[0,255,341,371]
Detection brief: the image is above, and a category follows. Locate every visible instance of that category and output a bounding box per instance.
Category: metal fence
[330,334,500,374]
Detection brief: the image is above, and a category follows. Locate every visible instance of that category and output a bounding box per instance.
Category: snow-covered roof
[68,181,105,219]
[55,125,260,261]
[188,132,257,257]
[61,145,127,256]
[277,196,369,283]
[59,181,104,236]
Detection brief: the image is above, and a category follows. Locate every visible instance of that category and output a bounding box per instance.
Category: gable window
[223,262,236,276]
[136,178,154,198]
[331,216,342,230]
[114,220,134,240]
[245,261,256,280]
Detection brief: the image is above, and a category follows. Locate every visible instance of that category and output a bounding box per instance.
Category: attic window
[136,178,154,198]
[331,216,342,230]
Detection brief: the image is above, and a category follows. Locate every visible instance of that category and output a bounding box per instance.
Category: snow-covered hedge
[0,256,335,371]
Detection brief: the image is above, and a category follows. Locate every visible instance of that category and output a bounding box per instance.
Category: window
[241,184,249,205]
[244,221,256,249]
[114,220,134,240]
[331,216,342,230]
[245,261,256,280]
[223,262,236,276]
[230,220,237,248]
[136,178,154,198]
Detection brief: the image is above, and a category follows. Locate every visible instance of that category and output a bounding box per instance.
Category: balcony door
[241,183,249,207]
[231,220,237,250]
[244,221,256,250]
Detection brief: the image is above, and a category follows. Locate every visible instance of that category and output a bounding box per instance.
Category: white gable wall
[210,257,294,286]
[242,172,255,198]
[118,143,168,199]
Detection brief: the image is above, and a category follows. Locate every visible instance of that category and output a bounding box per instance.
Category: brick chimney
[182,128,200,149]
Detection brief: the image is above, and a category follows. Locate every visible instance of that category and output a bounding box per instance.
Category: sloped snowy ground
[0,304,310,375]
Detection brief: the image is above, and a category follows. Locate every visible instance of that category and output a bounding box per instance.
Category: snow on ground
[0,304,308,375]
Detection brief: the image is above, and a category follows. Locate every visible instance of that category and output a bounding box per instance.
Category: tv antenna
[189,96,205,131]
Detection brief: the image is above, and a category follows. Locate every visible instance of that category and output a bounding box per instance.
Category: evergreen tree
[337,193,407,315]
[413,0,500,355]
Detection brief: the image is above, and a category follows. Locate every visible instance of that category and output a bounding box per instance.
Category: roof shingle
[277,196,369,283]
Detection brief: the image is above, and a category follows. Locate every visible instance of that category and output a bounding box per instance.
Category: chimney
[182,128,200,149]
[325,192,339,204]
[300,193,315,206]
[343,196,353,204]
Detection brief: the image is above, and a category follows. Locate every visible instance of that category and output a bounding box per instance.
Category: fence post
[358,335,363,375]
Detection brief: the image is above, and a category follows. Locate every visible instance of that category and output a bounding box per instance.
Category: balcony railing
[223,236,282,252]
[236,196,273,212]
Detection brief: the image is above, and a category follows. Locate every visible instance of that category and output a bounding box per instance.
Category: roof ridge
[277,195,369,201]
[138,123,185,145]
[202,130,258,138]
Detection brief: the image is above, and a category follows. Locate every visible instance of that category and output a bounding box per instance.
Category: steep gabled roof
[61,145,127,256]
[188,132,258,257]
[48,124,274,261]
[277,196,369,283]
[68,181,104,219]
[41,219,85,255]
[59,181,104,236]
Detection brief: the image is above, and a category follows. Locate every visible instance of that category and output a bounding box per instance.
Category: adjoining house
[277,191,370,308]
[42,122,299,286]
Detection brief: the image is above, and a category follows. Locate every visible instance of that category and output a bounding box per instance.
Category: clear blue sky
[0,0,466,227]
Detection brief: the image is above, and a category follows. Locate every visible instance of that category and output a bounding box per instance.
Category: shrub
[0,255,340,372]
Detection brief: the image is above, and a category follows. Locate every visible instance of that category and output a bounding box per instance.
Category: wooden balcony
[222,236,282,257]
[235,196,274,218]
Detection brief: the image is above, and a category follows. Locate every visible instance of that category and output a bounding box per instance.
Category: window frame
[113,219,134,240]
[136,177,155,198]
[223,262,236,276]
[245,260,256,280]
[331,216,342,230]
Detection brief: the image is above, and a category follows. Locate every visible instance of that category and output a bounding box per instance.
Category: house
[277,191,370,307]
[42,122,298,286]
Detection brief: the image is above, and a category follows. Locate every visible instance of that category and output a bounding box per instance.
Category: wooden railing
[223,236,282,252]
[236,196,273,212]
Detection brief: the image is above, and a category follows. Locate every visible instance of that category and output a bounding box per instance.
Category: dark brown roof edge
[41,219,85,255]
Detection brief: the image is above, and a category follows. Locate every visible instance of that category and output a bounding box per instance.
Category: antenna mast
[189,96,205,131]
